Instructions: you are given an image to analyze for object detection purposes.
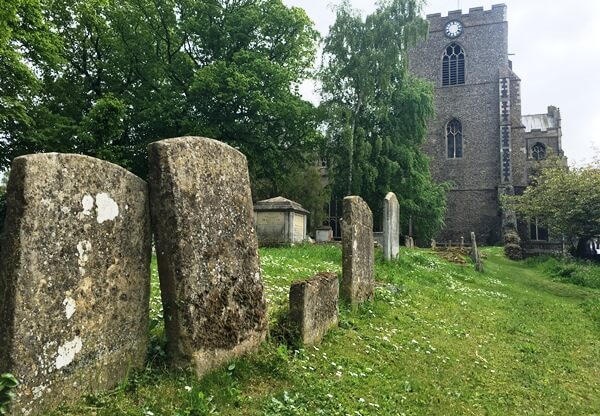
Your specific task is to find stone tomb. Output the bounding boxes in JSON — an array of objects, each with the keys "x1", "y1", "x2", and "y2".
[
  {"x1": 289, "y1": 272, "x2": 339, "y2": 346},
  {"x1": 253, "y1": 197, "x2": 309, "y2": 246},
  {"x1": 315, "y1": 226, "x2": 333, "y2": 243},
  {"x1": 341, "y1": 196, "x2": 374, "y2": 305},
  {"x1": 382, "y1": 192, "x2": 400, "y2": 260},
  {"x1": 0, "y1": 154, "x2": 151, "y2": 416},
  {"x1": 148, "y1": 137, "x2": 268, "y2": 378}
]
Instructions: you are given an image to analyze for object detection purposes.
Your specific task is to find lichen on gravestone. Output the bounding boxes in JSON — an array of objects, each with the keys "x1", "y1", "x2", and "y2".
[
  {"x1": 341, "y1": 196, "x2": 374, "y2": 305},
  {"x1": 289, "y1": 272, "x2": 339, "y2": 346},
  {"x1": 0, "y1": 153, "x2": 151, "y2": 416},
  {"x1": 148, "y1": 137, "x2": 268, "y2": 378}
]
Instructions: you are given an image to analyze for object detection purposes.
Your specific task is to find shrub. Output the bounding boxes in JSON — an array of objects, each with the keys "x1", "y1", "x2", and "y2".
[
  {"x1": 504, "y1": 243, "x2": 523, "y2": 260},
  {"x1": 504, "y1": 230, "x2": 521, "y2": 245}
]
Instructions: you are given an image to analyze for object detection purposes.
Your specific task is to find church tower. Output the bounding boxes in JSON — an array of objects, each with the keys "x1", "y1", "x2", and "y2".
[{"x1": 408, "y1": 4, "x2": 526, "y2": 244}]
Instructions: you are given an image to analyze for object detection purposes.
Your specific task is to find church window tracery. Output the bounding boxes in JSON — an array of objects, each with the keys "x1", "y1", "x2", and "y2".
[
  {"x1": 446, "y1": 119, "x2": 463, "y2": 158},
  {"x1": 442, "y1": 43, "x2": 465, "y2": 86},
  {"x1": 531, "y1": 143, "x2": 546, "y2": 160}
]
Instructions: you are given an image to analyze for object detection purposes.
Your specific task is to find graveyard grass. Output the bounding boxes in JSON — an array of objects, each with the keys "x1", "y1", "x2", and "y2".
[{"x1": 50, "y1": 246, "x2": 600, "y2": 415}]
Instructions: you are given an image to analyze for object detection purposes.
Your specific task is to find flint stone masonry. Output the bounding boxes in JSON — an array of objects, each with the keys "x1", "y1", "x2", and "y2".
[
  {"x1": 0, "y1": 153, "x2": 151, "y2": 416},
  {"x1": 383, "y1": 192, "x2": 400, "y2": 261},
  {"x1": 289, "y1": 272, "x2": 339, "y2": 346},
  {"x1": 148, "y1": 136, "x2": 268, "y2": 377},
  {"x1": 341, "y1": 196, "x2": 374, "y2": 305}
]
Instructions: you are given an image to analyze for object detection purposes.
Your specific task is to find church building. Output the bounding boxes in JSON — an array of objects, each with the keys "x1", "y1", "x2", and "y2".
[{"x1": 408, "y1": 4, "x2": 565, "y2": 247}]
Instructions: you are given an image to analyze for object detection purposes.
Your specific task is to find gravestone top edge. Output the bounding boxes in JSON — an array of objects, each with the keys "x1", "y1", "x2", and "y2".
[
  {"x1": 12, "y1": 153, "x2": 147, "y2": 186},
  {"x1": 148, "y1": 136, "x2": 247, "y2": 161},
  {"x1": 384, "y1": 192, "x2": 398, "y2": 202}
]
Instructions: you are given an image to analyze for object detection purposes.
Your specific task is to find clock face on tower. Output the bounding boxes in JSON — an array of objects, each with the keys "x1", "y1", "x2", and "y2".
[{"x1": 445, "y1": 20, "x2": 463, "y2": 38}]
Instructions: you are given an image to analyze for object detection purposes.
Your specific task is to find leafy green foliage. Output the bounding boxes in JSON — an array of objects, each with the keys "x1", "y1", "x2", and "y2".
[
  {"x1": 0, "y1": 373, "x2": 19, "y2": 415},
  {"x1": 504, "y1": 155, "x2": 600, "y2": 255},
  {"x1": 319, "y1": 0, "x2": 447, "y2": 240},
  {"x1": 525, "y1": 255, "x2": 600, "y2": 289},
  {"x1": 0, "y1": 0, "x2": 61, "y2": 150},
  {"x1": 254, "y1": 164, "x2": 330, "y2": 232},
  {"x1": 1, "y1": 0, "x2": 321, "y2": 186}
]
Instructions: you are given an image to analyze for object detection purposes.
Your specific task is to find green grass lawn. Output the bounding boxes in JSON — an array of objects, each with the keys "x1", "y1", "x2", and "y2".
[{"x1": 50, "y1": 246, "x2": 600, "y2": 416}]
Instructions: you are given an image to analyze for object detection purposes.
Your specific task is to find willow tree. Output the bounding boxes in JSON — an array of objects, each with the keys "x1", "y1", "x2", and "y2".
[{"x1": 319, "y1": 0, "x2": 446, "y2": 240}]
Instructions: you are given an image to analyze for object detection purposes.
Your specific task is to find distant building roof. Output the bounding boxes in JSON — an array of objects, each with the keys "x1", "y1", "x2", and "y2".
[
  {"x1": 522, "y1": 114, "x2": 556, "y2": 133},
  {"x1": 253, "y1": 196, "x2": 310, "y2": 214}
]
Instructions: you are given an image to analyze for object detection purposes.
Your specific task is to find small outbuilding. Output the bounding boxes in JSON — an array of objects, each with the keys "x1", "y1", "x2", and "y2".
[{"x1": 253, "y1": 197, "x2": 309, "y2": 246}]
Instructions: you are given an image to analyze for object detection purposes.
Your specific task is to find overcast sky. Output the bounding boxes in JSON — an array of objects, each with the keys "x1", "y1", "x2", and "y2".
[{"x1": 282, "y1": 0, "x2": 600, "y2": 166}]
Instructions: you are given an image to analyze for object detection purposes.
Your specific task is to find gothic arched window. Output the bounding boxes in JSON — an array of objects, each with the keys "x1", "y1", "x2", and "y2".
[
  {"x1": 442, "y1": 43, "x2": 465, "y2": 86},
  {"x1": 446, "y1": 119, "x2": 463, "y2": 158},
  {"x1": 531, "y1": 143, "x2": 546, "y2": 160}
]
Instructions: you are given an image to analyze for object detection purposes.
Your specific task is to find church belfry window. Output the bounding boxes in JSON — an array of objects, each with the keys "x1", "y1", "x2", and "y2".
[
  {"x1": 531, "y1": 143, "x2": 546, "y2": 160},
  {"x1": 446, "y1": 119, "x2": 463, "y2": 158},
  {"x1": 442, "y1": 43, "x2": 465, "y2": 86}
]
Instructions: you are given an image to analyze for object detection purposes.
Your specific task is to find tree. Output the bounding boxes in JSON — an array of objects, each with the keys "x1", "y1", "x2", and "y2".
[
  {"x1": 504, "y1": 155, "x2": 600, "y2": 257},
  {"x1": 319, "y1": 0, "x2": 446, "y2": 241},
  {"x1": 0, "y1": 0, "x2": 321, "y2": 186},
  {"x1": 0, "y1": 0, "x2": 61, "y2": 166}
]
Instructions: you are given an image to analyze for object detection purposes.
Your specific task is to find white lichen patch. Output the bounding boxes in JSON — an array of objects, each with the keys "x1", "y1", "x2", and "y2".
[
  {"x1": 95, "y1": 193, "x2": 119, "y2": 223},
  {"x1": 77, "y1": 240, "x2": 92, "y2": 275},
  {"x1": 55, "y1": 337, "x2": 83, "y2": 370},
  {"x1": 63, "y1": 297, "x2": 76, "y2": 319},
  {"x1": 81, "y1": 195, "x2": 94, "y2": 216},
  {"x1": 32, "y1": 384, "x2": 49, "y2": 399}
]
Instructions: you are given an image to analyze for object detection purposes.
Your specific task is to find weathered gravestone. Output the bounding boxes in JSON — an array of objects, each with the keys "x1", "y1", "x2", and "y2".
[
  {"x1": 289, "y1": 272, "x2": 339, "y2": 346},
  {"x1": 0, "y1": 154, "x2": 151, "y2": 416},
  {"x1": 382, "y1": 192, "x2": 400, "y2": 261},
  {"x1": 341, "y1": 196, "x2": 374, "y2": 305},
  {"x1": 148, "y1": 137, "x2": 268, "y2": 377},
  {"x1": 471, "y1": 231, "x2": 484, "y2": 272}
]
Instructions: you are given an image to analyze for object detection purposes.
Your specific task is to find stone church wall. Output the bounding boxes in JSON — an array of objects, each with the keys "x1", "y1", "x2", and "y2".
[{"x1": 408, "y1": 5, "x2": 513, "y2": 243}]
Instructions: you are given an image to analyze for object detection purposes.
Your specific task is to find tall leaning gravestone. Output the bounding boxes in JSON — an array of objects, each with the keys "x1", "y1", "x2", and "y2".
[
  {"x1": 148, "y1": 137, "x2": 268, "y2": 377},
  {"x1": 0, "y1": 154, "x2": 151, "y2": 416},
  {"x1": 341, "y1": 196, "x2": 374, "y2": 305},
  {"x1": 382, "y1": 192, "x2": 400, "y2": 261}
]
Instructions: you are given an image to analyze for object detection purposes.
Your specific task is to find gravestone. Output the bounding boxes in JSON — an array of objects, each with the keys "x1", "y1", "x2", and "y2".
[
  {"x1": 0, "y1": 153, "x2": 151, "y2": 416},
  {"x1": 431, "y1": 239, "x2": 437, "y2": 249},
  {"x1": 471, "y1": 232, "x2": 484, "y2": 272},
  {"x1": 289, "y1": 272, "x2": 339, "y2": 345},
  {"x1": 148, "y1": 137, "x2": 268, "y2": 377},
  {"x1": 341, "y1": 196, "x2": 374, "y2": 305},
  {"x1": 382, "y1": 192, "x2": 400, "y2": 261}
]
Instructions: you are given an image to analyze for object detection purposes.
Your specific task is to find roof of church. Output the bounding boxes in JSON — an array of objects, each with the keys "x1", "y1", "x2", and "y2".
[
  {"x1": 254, "y1": 196, "x2": 309, "y2": 214},
  {"x1": 522, "y1": 114, "x2": 557, "y2": 132}
]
